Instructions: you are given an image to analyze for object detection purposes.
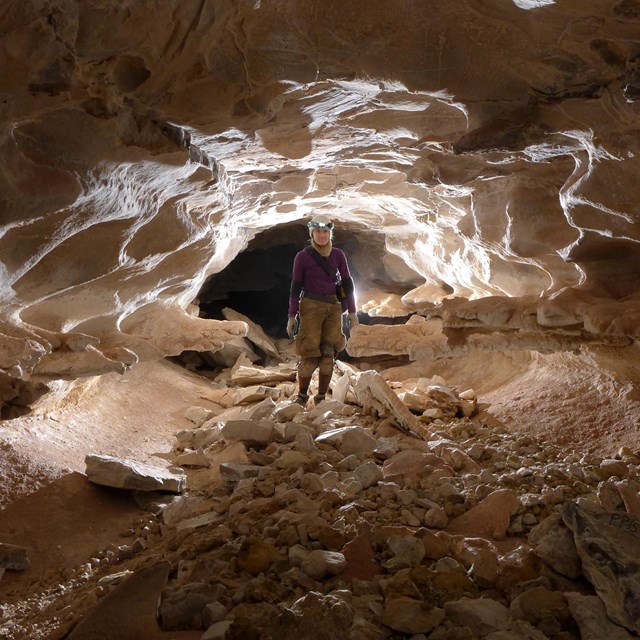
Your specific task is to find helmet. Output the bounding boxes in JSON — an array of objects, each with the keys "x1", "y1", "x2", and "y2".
[{"x1": 307, "y1": 218, "x2": 334, "y2": 231}]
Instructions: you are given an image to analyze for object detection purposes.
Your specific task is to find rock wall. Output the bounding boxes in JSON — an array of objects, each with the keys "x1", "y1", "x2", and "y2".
[{"x1": 2, "y1": 0, "x2": 640, "y2": 390}]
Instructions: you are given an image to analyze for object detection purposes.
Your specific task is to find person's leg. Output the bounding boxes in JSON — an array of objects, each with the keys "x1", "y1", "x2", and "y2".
[
  {"x1": 296, "y1": 357, "x2": 319, "y2": 404},
  {"x1": 315, "y1": 304, "x2": 345, "y2": 402},
  {"x1": 294, "y1": 299, "x2": 325, "y2": 405},
  {"x1": 315, "y1": 345, "x2": 335, "y2": 403}
]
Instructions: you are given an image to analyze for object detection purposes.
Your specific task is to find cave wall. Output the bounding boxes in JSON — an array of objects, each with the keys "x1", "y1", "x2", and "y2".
[{"x1": 1, "y1": 0, "x2": 640, "y2": 388}]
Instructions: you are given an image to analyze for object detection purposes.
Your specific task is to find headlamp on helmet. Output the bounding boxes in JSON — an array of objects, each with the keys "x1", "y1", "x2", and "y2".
[{"x1": 307, "y1": 220, "x2": 334, "y2": 231}]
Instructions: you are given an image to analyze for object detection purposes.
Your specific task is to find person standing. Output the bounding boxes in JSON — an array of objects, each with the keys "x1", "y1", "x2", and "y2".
[{"x1": 287, "y1": 218, "x2": 358, "y2": 406}]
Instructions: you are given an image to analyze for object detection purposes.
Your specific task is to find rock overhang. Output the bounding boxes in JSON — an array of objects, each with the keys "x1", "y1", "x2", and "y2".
[{"x1": 2, "y1": 0, "x2": 640, "y2": 387}]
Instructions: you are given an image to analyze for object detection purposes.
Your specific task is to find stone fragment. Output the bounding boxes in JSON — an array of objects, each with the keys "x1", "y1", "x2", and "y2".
[
  {"x1": 202, "y1": 620, "x2": 233, "y2": 640},
  {"x1": 67, "y1": 562, "x2": 171, "y2": 639},
  {"x1": 237, "y1": 538, "x2": 281, "y2": 575},
  {"x1": 616, "y1": 480, "x2": 640, "y2": 515},
  {"x1": 339, "y1": 535, "x2": 380, "y2": 582},
  {"x1": 447, "y1": 489, "x2": 519, "y2": 540},
  {"x1": 85, "y1": 454, "x2": 186, "y2": 493},
  {"x1": 174, "y1": 512, "x2": 221, "y2": 535},
  {"x1": 416, "y1": 528, "x2": 448, "y2": 561},
  {"x1": 223, "y1": 308, "x2": 282, "y2": 361},
  {"x1": 385, "y1": 535, "x2": 425, "y2": 570},
  {"x1": 202, "y1": 602, "x2": 227, "y2": 628},
  {"x1": 382, "y1": 596, "x2": 444, "y2": 634},
  {"x1": 174, "y1": 425, "x2": 221, "y2": 451},
  {"x1": 218, "y1": 462, "x2": 262, "y2": 481},
  {"x1": 528, "y1": 512, "x2": 582, "y2": 579},
  {"x1": 277, "y1": 591, "x2": 353, "y2": 640},
  {"x1": 382, "y1": 450, "x2": 453, "y2": 481},
  {"x1": 159, "y1": 582, "x2": 224, "y2": 630},
  {"x1": 161, "y1": 496, "x2": 217, "y2": 526},
  {"x1": 174, "y1": 449, "x2": 210, "y2": 468},
  {"x1": 562, "y1": 502, "x2": 640, "y2": 634},
  {"x1": 232, "y1": 385, "x2": 280, "y2": 405},
  {"x1": 0, "y1": 543, "x2": 30, "y2": 570},
  {"x1": 509, "y1": 586, "x2": 569, "y2": 628},
  {"x1": 184, "y1": 406, "x2": 212, "y2": 426},
  {"x1": 331, "y1": 373, "x2": 351, "y2": 403},
  {"x1": 231, "y1": 361, "x2": 296, "y2": 386},
  {"x1": 424, "y1": 506, "x2": 448, "y2": 529},
  {"x1": 444, "y1": 597, "x2": 512, "y2": 636},
  {"x1": 301, "y1": 550, "x2": 347, "y2": 580},
  {"x1": 354, "y1": 460, "x2": 383, "y2": 488},
  {"x1": 565, "y1": 592, "x2": 637, "y2": 640},
  {"x1": 220, "y1": 419, "x2": 274, "y2": 446},
  {"x1": 274, "y1": 401, "x2": 305, "y2": 422},
  {"x1": 484, "y1": 619, "x2": 548, "y2": 640},
  {"x1": 353, "y1": 370, "x2": 432, "y2": 440},
  {"x1": 315, "y1": 426, "x2": 377, "y2": 455}
]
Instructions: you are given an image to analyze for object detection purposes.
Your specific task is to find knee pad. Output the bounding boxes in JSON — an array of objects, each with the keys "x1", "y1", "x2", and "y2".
[
  {"x1": 320, "y1": 342, "x2": 335, "y2": 357},
  {"x1": 298, "y1": 357, "x2": 320, "y2": 378},
  {"x1": 319, "y1": 355, "x2": 334, "y2": 376}
]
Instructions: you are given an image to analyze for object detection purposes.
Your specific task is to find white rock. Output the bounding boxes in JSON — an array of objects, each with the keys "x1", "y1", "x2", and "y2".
[
  {"x1": 301, "y1": 550, "x2": 346, "y2": 580},
  {"x1": 162, "y1": 496, "x2": 216, "y2": 526},
  {"x1": 232, "y1": 385, "x2": 280, "y2": 405},
  {"x1": 220, "y1": 419, "x2": 274, "y2": 446},
  {"x1": 184, "y1": 405, "x2": 212, "y2": 426},
  {"x1": 315, "y1": 426, "x2": 377, "y2": 455},
  {"x1": 424, "y1": 506, "x2": 448, "y2": 529},
  {"x1": 218, "y1": 462, "x2": 262, "y2": 481},
  {"x1": 332, "y1": 373, "x2": 351, "y2": 403},
  {"x1": 85, "y1": 454, "x2": 186, "y2": 493},
  {"x1": 223, "y1": 308, "x2": 282, "y2": 360},
  {"x1": 202, "y1": 620, "x2": 233, "y2": 640},
  {"x1": 174, "y1": 449, "x2": 210, "y2": 468}
]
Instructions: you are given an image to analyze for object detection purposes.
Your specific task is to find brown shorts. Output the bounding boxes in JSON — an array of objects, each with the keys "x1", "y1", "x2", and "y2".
[{"x1": 295, "y1": 297, "x2": 346, "y2": 358}]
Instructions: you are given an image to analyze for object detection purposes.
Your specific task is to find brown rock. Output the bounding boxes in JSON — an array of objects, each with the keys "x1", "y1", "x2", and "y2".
[{"x1": 448, "y1": 489, "x2": 519, "y2": 540}]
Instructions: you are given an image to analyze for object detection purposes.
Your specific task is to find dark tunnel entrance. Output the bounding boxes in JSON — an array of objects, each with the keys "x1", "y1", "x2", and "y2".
[
  {"x1": 195, "y1": 221, "x2": 423, "y2": 343},
  {"x1": 198, "y1": 241, "x2": 301, "y2": 339}
]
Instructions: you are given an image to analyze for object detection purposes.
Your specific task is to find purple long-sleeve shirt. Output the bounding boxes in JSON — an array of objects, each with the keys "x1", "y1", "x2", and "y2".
[{"x1": 288, "y1": 247, "x2": 356, "y2": 316}]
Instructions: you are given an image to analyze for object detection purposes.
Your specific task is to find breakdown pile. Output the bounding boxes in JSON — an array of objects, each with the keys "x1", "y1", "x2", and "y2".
[{"x1": 2, "y1": 364, "x2": 640, "y2": 640}]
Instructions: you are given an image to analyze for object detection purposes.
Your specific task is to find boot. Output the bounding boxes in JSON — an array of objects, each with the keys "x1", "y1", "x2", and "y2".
[
  {"x1": 315, "y1": 373, "x2": 332, "y2": 404},
  {"x1": 293, "y1": 376, "x2": 312, "y2": 407}
]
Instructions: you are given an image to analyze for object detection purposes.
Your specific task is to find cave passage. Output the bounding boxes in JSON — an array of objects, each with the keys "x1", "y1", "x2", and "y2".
[{"x1": 196, "y1": 220, "x2": 426, "y2": 357}]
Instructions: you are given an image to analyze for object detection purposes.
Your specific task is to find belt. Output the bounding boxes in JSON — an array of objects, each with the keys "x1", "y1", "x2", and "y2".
[{"x1": 303, "y1": 292, "x2": 339, "y2": 304}]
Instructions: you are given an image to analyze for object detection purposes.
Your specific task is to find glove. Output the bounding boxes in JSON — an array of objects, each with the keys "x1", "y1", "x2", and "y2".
[
  {"x1": 348, "y1": 312, "x2": 359, "y2": 330},
  {"x1": 287, "y1": 316, "x2": 298, "y2": 340}
]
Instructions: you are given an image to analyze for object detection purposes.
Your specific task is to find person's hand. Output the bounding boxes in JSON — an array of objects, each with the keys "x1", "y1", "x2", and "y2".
[
  {"x1": 348, "y1": 313, "x2": 359, "y2": 330},
  {"x1": 287, "y1": 316, "x2": 298, "y2": 340}
]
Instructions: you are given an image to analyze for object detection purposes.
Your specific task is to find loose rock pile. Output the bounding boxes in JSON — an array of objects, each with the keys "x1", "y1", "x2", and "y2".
[{"x1": 2, "y1": 363, "x2": 640, "y2": 640}]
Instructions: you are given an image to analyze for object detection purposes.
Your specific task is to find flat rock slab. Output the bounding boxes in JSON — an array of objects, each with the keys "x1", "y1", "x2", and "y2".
[
  {"x1": 562, "y1": 502, "x2": 640, "y2": 635},
  {"x1": 66, "y1": 561, "x2": 200, "y2": 640},
  {"x1": 85, "y1": 454, "x2": 186, "y2": 493}
]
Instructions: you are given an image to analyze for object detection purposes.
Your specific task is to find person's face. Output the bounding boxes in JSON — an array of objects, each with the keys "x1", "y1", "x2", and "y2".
[{"x1": 312, "y1": 228, "x2": 331, "y2": 246}]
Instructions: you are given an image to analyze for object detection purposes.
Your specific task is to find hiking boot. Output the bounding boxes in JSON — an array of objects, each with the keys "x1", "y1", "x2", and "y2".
[
  {"x1": 293, "y1": 393, "x2": 309, "y2": 407},
  {"x1": 313, "y1": 393, "x2": 326, "y2": 404}
]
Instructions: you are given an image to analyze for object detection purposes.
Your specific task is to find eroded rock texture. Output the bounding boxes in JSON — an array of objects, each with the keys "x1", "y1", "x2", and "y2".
[{"x1": 1, "y1": 0, "x2": 640, "y2": 399}]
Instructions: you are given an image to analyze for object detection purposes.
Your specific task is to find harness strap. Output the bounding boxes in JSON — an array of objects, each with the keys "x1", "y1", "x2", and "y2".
[{"x1": 303, "y1": 292, "x2": 339, "y2": 304}]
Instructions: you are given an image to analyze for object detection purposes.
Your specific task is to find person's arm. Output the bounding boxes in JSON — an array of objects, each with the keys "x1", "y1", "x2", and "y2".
[
  {"x1": 288, "y1": 252, "x2": 304, "y2": 317},
  {"x1": 337, "y1": 250, "x2": 357, "y2": 315}
]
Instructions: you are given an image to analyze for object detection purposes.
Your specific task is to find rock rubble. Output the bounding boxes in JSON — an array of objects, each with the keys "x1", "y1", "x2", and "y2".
[{"x1": 2, "y1": 360, "x2": 640, "y2": 640}]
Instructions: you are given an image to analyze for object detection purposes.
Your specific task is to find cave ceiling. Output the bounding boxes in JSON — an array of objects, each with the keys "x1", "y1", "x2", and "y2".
[{"x1": 1, "y1": 0, "x2": 640, "y2": 381}]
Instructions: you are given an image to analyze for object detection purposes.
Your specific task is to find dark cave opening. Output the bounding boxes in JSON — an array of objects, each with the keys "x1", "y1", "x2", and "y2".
[
  {"x1": 194, "y1": 221, "x2": 422, "y2": 348},
  {"x1": 198, "y1": 242, "x2": 301, "y2": 339}
]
